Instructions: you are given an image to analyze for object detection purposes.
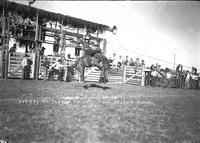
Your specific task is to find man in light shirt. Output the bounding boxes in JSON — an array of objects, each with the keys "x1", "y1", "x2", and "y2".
[
  {"x1": 185, "y1": 71, "x2": 191, "y2": 90},
  {"x1": 48, "y1": 59, "x2": 64, "y2": 80},
  {"x1": 21, "y1": 54, "x2": 32, "y2": 80}
]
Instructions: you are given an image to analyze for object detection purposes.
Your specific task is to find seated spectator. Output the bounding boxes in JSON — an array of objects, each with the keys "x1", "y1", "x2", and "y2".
[
  {"x1": 24, "y1": 17, "x2": 32, "y2": 25},
  {"x1": 141, "y1": 59, "x2": 145, "y2": 68},
  {"x1": 156, "y1": 64, "x2": 161, "y2": 71},
  {"x1": 129, "y1": 58, "x2": 135, "y2": 66},
  {"x1": 134, "y1": 57, "x2": 140, "y2": 67},
  {"x1": 48, "y1": 59, "x2": 64, "y2": 81},
  {"x1": 110, "y1": 53, "x2": 117, "y2": 67},
  {"x1": 122, "y1": 55, "x2": 129, "y2": 66},
  {"x1": 95, "y1": 45, "x2": 102, "y2": 54},
  {"x1": 40, "y1": 46, "x2": 45, "y2": 56},
  {"x1": 166, "y1": 71, "x2": 172, "y2": 79},
  {"x1": 117, "y1": 55, "x2": 123, "y2": 68}
]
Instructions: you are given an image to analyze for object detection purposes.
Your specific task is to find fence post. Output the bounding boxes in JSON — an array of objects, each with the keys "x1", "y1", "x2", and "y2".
[
  {"x1": 1, "y1": 2, "x2": 6, "y2": 78},
  {"x1": 34, "y1": 9, "x2": 39, "y2": 80},
  {"x1": 122, "y1": 66, "x2": 126, "y2": 84},
  {"x1": 5, "y1": 15, "x2": 10, "y2": 79},
  {"x1": 141, "y1": 67, "x2": 145, "y2": 86}
]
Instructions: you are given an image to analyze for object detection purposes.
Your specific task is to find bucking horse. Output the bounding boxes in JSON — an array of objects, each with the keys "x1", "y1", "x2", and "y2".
[{"x1": 68, "y1": 53, "x2": 111, "y2": 89}]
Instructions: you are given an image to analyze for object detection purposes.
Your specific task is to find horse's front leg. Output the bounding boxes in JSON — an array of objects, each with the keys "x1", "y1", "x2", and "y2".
[
  {"x1": 99, "y1": 68, "x2": 107, "y2": 84},
  {"x1": 102, "y1": 68, "x2": 107, "y2": 84},
  {"x1": 80, "y1": 66, "x2": 88, "y2": 89},
  {"x1": 80, "y1": 66, "x2": 85, "y2": 82},
  {"x1": 99, "y1": 70, "x2": 103, "y2": 83}
]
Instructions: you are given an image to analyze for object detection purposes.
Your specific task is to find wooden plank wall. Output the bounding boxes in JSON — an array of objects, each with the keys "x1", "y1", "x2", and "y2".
[{"x1": 8, "y1": 52, "x2": 25, "y2": 78}]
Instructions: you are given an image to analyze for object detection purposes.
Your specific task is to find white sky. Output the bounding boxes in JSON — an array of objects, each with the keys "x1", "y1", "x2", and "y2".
[{"x1": 10, "y1": 1, "x2": 200, "y2": 70}]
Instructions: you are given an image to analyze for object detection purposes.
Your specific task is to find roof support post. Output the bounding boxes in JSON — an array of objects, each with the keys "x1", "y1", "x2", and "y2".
[
  {"x1": 0, "y1": 0, "x2": 6, "y2": 78},
  {"x1": 60, "y1": 25, "x2": 67, "y2": 81},
  {"x1": 4, "y1": 15, "x2": 10, "y2": 79},
  {"x1": 34, "y1": 9, "x2": 40, "y2": 80},
  {"x1": 102, "y1": 39, "x2": 107, "y2": 56}
]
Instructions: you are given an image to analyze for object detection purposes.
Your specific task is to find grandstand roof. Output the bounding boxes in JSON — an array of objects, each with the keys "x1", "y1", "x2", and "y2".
[{"x1": 0, "y1": 0, "x2": 110, "y2": 33}]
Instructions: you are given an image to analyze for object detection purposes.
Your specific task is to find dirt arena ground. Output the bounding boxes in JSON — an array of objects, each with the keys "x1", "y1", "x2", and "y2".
[{"x1": 0, "y1": 79, "x2": 200, "y2": 143}]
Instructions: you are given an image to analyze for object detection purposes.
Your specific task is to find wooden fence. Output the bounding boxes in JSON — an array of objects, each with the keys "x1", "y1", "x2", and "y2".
[
  {"x1": 123, "y1": 66, "x2": 143, "y2": 86},
  {"x1": 8, "y1": 52, "x2": 36, "y2": 79},
  {"x1": 8, "y1": 52, "x2": 25, "y2": 78},
  {"x1": 7, "y1": 53, "x2": 145, "y2": 86},
  {"x1": 74, "y1": 65, "x2": 144, "y2": 86}
]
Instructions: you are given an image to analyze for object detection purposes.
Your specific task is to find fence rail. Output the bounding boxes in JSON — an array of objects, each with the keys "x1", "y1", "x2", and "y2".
[{"x1": 7, "y1": 53, "x2": 145, "y2": 86}]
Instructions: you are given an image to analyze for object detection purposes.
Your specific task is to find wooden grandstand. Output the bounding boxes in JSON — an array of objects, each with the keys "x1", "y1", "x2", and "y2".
[{"x1": 0, "y1": 0, "x2": 116, "y2": 80}]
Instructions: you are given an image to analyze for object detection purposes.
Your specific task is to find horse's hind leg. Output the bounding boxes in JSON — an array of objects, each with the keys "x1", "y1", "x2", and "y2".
[
  {"x1": 99, "y1": 70, "x2": 104, "y2": 83},
  {"x1": 102, "y1": 69, "x2": 107, "y2": 84},
  {"x1": 80, "y1": 66, "x2": 88, "y2": 89},
  {"x1": 80, "y1": 66, "x2": 85, "y2": 82}
]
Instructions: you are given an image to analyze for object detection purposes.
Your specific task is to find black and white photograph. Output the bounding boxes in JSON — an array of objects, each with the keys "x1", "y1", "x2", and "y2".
[{"x1": 0, "y1": 0, "x2": 200, "y2": 143}]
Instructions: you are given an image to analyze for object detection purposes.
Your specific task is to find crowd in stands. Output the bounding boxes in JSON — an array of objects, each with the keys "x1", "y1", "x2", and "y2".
[
  {"x1": 109, "y1": 53, "x2": 200, "y2": 90},
  {"x1": 109, "y1": 53, "x2": 145, "y2": 69}
]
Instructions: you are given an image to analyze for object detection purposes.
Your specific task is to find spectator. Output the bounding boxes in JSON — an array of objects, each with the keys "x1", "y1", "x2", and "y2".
[
  {"x1": 141, "y1": 59, "x2": 145, "y2": 68},
  {"x1": 122, "y1": 55, "x2": 129, "y2": 66},
  {"x1": 95, "y1": 45, "x2": 102, "y2": 54},
  {"x1": 40, "y1": 46, "x2": 45, "y2": 56},
  {"x1": 185, "y1": 70, "x2": 191, "y2": 89},
  {"x1": 129, "y1": 58, "x2": 134, "y2": 66},
  {"x1": 110, "y1": 53, "x2": 117, "y2": 67},
  {"x1": 21, "y1": 54, "x2": 32, "y2": 80},
  {"x1": 48, "y1": 59, "x2": 64, "y2": 81},
  {"x1": 53, "y1": 37, "x2": 60, "y2": 56},
  {"x1": 9, "y1": 43, "x2": 17, "y2": 54},
  {"x1": 166, "y1": 71, "x2": 172, "y2": 79},
  {"x1": 117, "y1": 55, "x2": 123, "y2": 68},
  {"x1": 134, "y1": 57, "x2": 140, "y2": 67},
  {"x1": 75, "y1": 43, "x2": 81, "y2": 56},
  {"x1": 150, "y1": 65, "x2": 158, "y2": 87},
  {"x1": 42, "y1": 57, "x2": 50, "y2": 80},
  {"x1": 67, "y1": 54, "x2": 72, "y2": 59}
]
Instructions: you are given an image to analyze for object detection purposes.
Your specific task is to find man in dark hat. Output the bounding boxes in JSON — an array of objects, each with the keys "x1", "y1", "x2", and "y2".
[
  {"x1": 21, "y1": 54, "x2": 32, "y2": 80},
  {"x1": 9, "y1": 43, "x2": 17, "y2": 54},
  {"x1": 40, "y1": 46, "x2": 45, "y2": 56}
]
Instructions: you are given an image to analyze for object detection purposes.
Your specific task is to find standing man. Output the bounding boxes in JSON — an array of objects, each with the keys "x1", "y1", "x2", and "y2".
[
  {"x1": 21, "y1": 54, "x2": 32, "y2": 80},
  {"x1": 75, "y1": 43, "x2": 81, "y2": 57},
  {"x1": 9, "y1": 43, "x2": 17, "y2": 54},
  {"x1": 40, "y1": 46, "x2": 45, "y2": 56},
  {"x1": 185, "y1": 70, "x2": 190, "y2": 90},
  {"x1": 141, "y1": 60, "x2": 145, "y2": 68},
  {"x1": 53, "y1": 36, "x2": 60, "y2": 56},
  {"x1": 117, "y1": 55, "x2": 123, "y2": 68},
  {"x1": 122, "y1": 55, "x2": 129, "y2": 66}
]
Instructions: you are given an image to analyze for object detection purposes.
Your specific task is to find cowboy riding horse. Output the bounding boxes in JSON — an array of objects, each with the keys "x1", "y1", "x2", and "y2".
[{"x1": 69, "y1": 38, "x2": 110, "y2": 86}]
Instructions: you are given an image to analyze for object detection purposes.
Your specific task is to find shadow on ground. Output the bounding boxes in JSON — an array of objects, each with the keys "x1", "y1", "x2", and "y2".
[{"x1": 83, "y1": 84, "x2": 111, "y2": 90}]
